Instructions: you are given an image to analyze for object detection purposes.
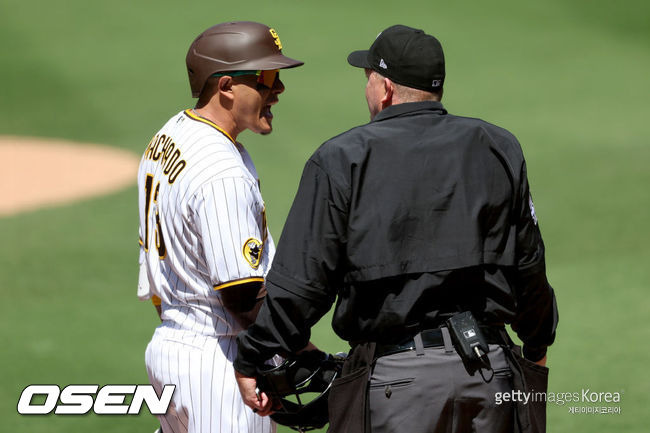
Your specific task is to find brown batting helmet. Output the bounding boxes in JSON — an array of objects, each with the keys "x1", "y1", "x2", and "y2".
[{"x1": 186, "y1": 21, "x2": 304, "y2": 98}]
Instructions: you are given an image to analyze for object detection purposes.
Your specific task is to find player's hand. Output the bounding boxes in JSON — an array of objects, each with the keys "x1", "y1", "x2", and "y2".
[{"x1": 235, "y1": 371, "x2": 274, "y2": 416}]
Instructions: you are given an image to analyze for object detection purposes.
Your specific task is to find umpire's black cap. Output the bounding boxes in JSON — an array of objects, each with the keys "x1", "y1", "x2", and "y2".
[{"x1": 347, "y1": 25, "x2": 445, "y2": 92}]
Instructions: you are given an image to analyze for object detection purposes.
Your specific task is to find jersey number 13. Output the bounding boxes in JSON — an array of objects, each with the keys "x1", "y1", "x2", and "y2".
[{"x1": 143, "y1": 174, "x2": 167, "y2": 259}]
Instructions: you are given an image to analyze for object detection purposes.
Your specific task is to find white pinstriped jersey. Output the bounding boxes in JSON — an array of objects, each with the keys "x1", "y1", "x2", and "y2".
[{"x1": 137, "y1": 109, "x2": 275, "y2": 338}]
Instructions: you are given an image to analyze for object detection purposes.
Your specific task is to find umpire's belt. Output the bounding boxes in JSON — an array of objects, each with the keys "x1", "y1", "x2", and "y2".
[{"x1": 375, "y1": 326, "x2": 503, "y2": 358}]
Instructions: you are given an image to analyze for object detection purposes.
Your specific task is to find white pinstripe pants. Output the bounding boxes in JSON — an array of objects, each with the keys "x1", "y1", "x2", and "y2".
[{"x1": 145, "y1": 326, "x2": 275, "y2": 433}]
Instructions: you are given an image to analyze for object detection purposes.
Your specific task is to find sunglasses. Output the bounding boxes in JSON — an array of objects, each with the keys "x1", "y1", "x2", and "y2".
[{"x1": 211, "y1": 69, "x2": 279, "y2": 89}]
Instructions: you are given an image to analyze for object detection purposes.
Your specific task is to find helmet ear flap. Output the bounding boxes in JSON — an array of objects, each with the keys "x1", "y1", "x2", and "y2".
[{"x1": 257, "y1": 351, "x2": 346, "y2": 432}]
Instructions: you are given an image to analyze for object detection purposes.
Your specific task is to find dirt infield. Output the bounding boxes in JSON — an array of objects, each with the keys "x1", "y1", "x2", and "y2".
[{"x1": 0, "y1": 136, "x2": 141, "y2": 216}]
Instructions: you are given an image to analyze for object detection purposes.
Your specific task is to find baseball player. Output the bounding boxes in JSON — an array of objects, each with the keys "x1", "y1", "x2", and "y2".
[{"x1": 136, "y1": 21, "x2": 303, "y2": 433}]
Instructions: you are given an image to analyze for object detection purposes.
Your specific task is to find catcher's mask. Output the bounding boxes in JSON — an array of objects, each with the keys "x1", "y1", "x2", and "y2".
[
  {"x1": 257, "y1": 351, "x2": 345, "y2": 432},
  {"x1": 186, "y1": 21, "x2": 304, "y2": 98}
]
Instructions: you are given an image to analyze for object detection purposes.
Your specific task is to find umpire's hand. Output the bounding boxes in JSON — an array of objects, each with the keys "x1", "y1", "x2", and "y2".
[{"x1": 235, "y1": 371, "x2": 274, "y2": 416}]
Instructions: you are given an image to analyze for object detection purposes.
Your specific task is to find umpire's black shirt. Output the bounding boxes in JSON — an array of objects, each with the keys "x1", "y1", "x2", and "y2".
[{"x1": 235, "y1": 101, "x2": 558, "y2": 376}]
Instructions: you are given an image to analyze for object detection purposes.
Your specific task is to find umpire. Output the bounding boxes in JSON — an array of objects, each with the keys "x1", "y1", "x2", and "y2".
[{"x1": 234, "y1": 25, "x2": 558, "y2": 433}]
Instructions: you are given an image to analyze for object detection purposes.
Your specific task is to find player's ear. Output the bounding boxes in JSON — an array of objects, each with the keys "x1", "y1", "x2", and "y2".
[{"x1": 217, "y1": 76, "x2": 235, "y2": 101}]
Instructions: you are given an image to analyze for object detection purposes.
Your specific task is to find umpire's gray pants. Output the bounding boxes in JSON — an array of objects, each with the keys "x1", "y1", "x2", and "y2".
[{"x1": 369, "y1": 342, "x2": 515, "y2": 433}]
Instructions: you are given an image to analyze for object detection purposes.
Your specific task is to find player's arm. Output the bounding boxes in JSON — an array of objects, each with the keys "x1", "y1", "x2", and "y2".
[
  {"x1": 219, "y1": 281, "x2": 266, "y2": 329},
  {"x1": 235, "y1": 159, "x2": 343, "y2": 375},
  {"x1": 192, "y1": 177, "x2": 275, "y2": 329}
]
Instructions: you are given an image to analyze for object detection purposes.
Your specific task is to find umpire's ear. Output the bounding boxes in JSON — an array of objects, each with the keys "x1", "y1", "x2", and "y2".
[{"x1": 380, "y1": 77, "x2": 394, "y2": 106}]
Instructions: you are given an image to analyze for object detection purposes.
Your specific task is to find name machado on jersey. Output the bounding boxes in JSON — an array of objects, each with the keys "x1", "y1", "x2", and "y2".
[{"x1": 142, "y1": 133, "x2": 187, "y2": 184}]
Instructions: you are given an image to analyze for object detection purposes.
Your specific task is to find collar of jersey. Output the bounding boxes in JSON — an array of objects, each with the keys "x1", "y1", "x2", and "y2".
[
  {"x1": 372, "y1": 101, "x2": 447, "y2": 123},
  {"x1": 184, "y1": 109, "x2": 236, "y2": 144}
]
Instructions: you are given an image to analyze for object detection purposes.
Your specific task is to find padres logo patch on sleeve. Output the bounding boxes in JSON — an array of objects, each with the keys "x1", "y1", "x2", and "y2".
[{"x1": 243, "y1": 238, "x2": 263, "y2": 269}]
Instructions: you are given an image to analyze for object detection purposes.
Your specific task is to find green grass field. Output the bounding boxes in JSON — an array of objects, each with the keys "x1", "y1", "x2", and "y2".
[{"x1": 1, "y1": 0, "x2": 649, "y2": 431}]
